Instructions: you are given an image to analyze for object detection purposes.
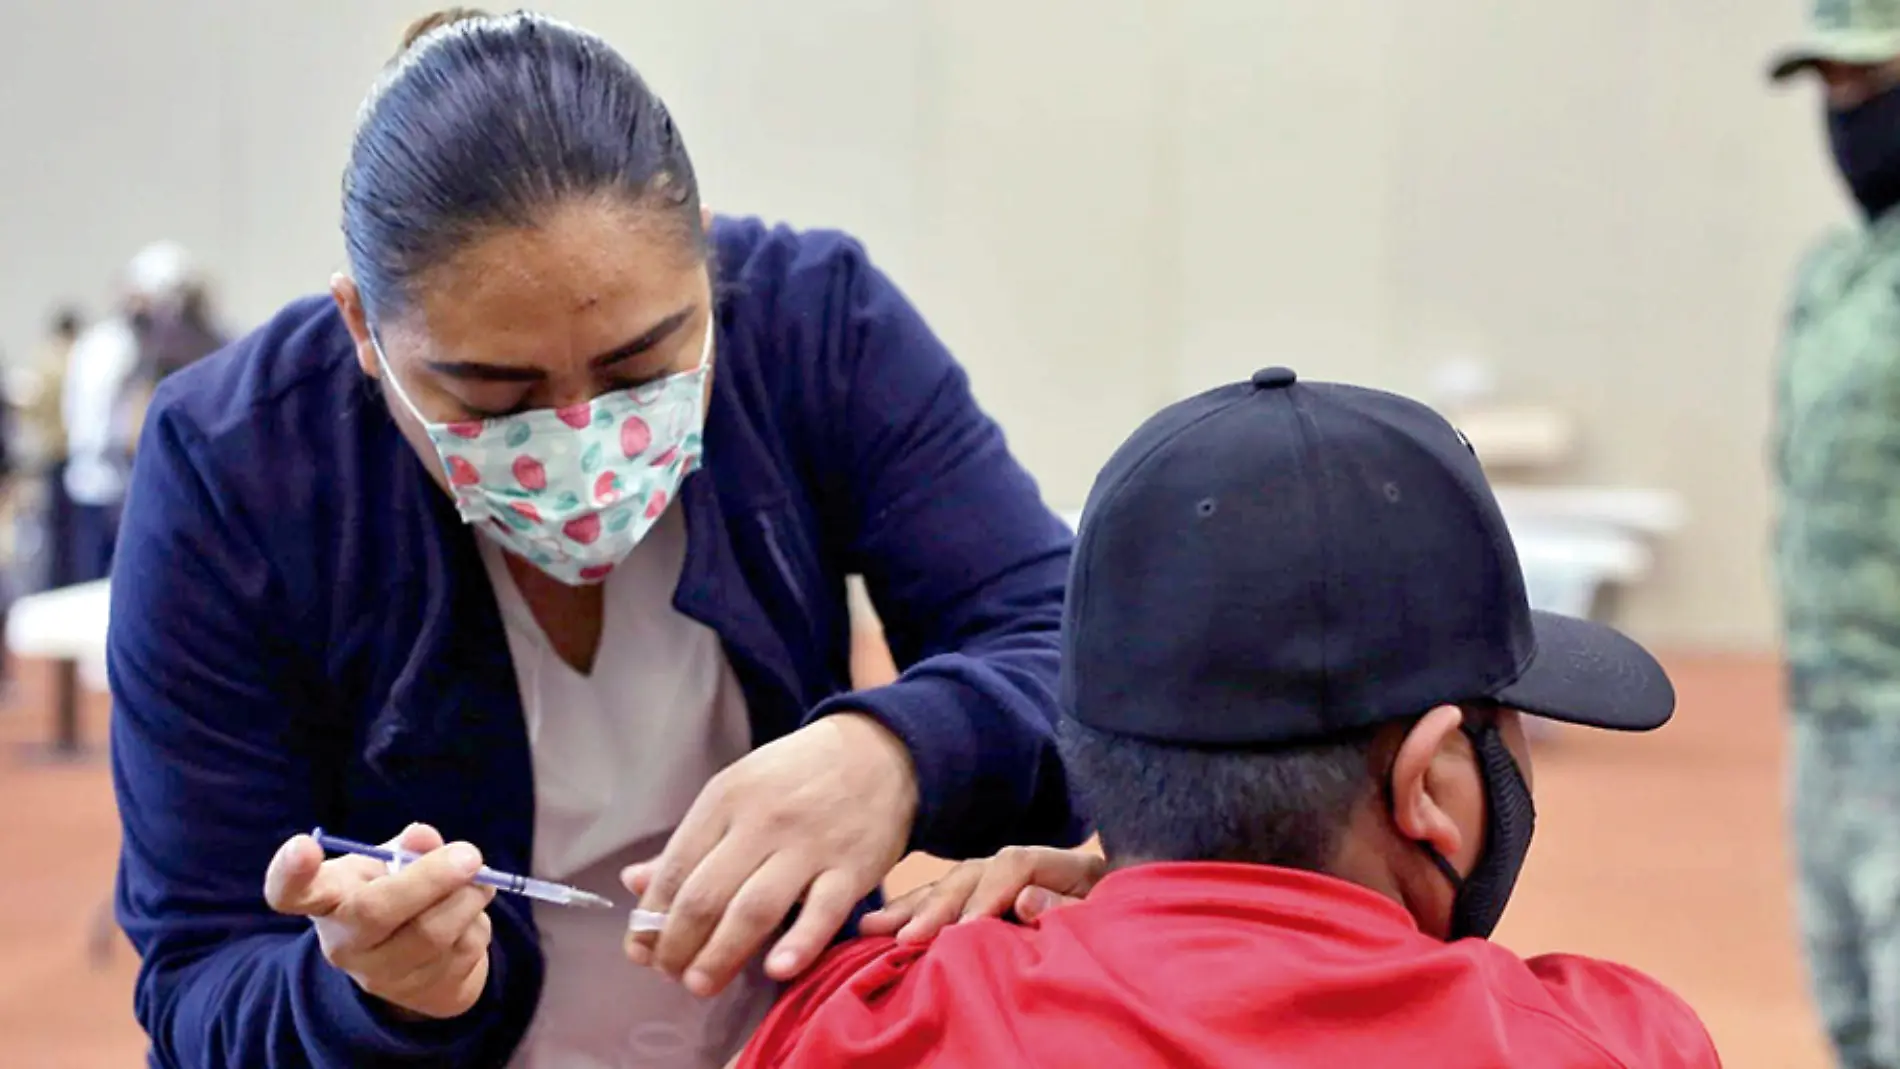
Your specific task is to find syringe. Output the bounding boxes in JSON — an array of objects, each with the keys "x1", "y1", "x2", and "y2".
[{"x1": 311, "y1": 828, "x2": 617, "y2": 910}]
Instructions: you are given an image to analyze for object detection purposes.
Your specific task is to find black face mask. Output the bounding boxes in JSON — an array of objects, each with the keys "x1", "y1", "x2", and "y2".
[
  {"x1": 1829, "y1": 84, "x2": 1900, "y2": 221},
  {"x1": 1416, "y1": 722, "x2": 1537, "y2": 940}
]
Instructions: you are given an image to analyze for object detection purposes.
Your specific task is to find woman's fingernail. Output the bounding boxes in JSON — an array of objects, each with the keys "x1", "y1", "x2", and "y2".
[
  {"x1": 767, "y1": 950, "x2": 799, "y2": 975},
  {"x1": 624, "y1": 941, "x2": 651, "y2": 966},
  {"x1": 1020, "y1": 889, "x2": 1054, "y2": 917},
  {"x1": 447, "y1": 844, "x2": 482, "y2": 875}
]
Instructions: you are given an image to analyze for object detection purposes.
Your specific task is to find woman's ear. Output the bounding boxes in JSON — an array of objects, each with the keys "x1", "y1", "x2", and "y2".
[
  {"x1": 1388, "y1": 705, "x2": 1471, "y2": 864},
  {"x1": 330, "y1": 274, "x2": 378, "y2": 379}
]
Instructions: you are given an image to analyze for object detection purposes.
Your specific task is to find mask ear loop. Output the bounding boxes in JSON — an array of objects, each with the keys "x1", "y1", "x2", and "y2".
[
  {"x1": 1381, "y1": 747, "x2": 1469, "y2": 894},
  {"x1": 1446, "y1": 703, "x2": 1502, "y2": 880},
  {"x1": 693, "y1": 311, "x2": 715, "y2": 374},
  {"x1": 368, "y1": 329, "x2": 433, "y2": 426},
  {"x1": 1380, "y1": 708, "x2": 1497, "y2": 895}
]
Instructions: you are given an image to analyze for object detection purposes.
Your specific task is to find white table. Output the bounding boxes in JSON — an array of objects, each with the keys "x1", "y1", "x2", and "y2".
[
  {"x1": 7, "y1": 577, "x2": 127, "y2": 960},
  {"x1": 1492, "y1": 486, "x2": 1686, "y2": 537},
  {"x1": 5, "y1": 579, "x2": 109, "y2": 760},
  {"x1": 8, "y1": 578, "x2": 109, "y2": 669}
]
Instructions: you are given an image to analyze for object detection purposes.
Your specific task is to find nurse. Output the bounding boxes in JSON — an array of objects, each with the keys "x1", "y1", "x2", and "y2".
[{"x1": 109, "y1": 9, "x2": 1080, "y2": 1068}]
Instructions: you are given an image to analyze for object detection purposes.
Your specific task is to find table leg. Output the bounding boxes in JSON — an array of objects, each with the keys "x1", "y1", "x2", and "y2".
[{"x1": 16, "y1": 657, "x2": 102, "y2": 764}]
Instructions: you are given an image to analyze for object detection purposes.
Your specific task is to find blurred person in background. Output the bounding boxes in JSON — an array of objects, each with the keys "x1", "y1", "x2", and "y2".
[
  {"x1": 60, "y1": 240, "x2": 206, "y2": 585},
  {"x1": 9, "y1": 305, "x2": 83, "y2": 471},
  {"x1": 108, "y1": 9, "x2": 1078, "y2": 1068},
  {"x1": 1769, "y1": 3, "x2": 1900, "y2": 1066},
  {"x1": 1, "y1": 305, "x2": 81, "y2": 593},
  {"x1": 118, "y1": 270, "x2": 228, "y2": 448}
]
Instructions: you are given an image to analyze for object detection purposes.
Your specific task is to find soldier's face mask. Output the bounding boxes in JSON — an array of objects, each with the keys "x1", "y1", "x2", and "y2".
[{"x1": 1829, "y1": 82, "x2": 1900, "y2": 221}]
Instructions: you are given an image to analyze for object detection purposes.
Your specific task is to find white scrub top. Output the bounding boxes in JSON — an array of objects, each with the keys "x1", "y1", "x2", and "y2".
[{"x1": 480, "y1": 504, "x2": 775, "y2": 1068}]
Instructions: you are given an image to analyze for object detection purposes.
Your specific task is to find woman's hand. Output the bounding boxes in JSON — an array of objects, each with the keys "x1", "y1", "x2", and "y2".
[
  {"x1": 264, "y1": 823, "x2": 496, "y2": 1021},
  {"x1": 622, "y1": 712, "x2": 918, "y2": 997},
  {"x1": 859, "y1": 846, "x2": 1105, "y2": 943}
]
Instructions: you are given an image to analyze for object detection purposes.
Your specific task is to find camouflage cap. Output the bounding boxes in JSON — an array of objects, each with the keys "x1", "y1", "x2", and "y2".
[{"x1": 1770, "y1": 0, "x2": 1900, "y2": 80}]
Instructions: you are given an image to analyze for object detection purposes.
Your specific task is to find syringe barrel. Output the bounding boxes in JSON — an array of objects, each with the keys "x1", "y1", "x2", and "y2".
[
  {"x1": 514, "y1": 875, "x2": 576, "y2": 905},
  {"x1": 471, "y1": 866, "x2": 533, "y2": 897}
]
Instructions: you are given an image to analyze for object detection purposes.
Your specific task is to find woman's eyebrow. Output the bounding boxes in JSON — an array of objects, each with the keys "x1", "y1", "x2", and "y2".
[{"x1": 423, "y1": 306, "x2": 696, "y2": 381}]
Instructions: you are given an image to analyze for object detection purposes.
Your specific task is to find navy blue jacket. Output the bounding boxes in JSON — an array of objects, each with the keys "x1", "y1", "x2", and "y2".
[{"x1": 109, "y1": 218, "x2": 1082, "y2": 1067}]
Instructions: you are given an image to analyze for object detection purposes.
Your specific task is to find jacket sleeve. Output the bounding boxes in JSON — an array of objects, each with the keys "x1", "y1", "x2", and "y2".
[
  {"x1": 800, "y1": 236, "x2": 1086, "y2": 858},
  {"x1": 109, "y1": 400, "x2": 529, "y2": 1067},
  {"x1": 1523, "y1": 954, "x2": 1722, "y2": 1068}
]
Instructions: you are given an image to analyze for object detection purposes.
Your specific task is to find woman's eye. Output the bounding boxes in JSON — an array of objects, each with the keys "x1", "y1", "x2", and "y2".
[
  {"x1": 608, "y1": 370, "x2": 669, "y2": 392},
  {"x1": 453, "y1": 368, "x2": 667, "y2": 420},
  {"x1": 461, "y1": 399, "x2": 529, "y2": 420}
]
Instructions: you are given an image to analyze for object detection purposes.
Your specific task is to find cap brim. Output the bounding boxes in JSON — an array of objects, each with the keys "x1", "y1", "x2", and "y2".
[
  {"x1": 1768, "y1": 31, "x2": 1900, "y2": 82},
  {"x1": 1491, "y1": 611, "x2": 1675, "y2": 732},
  {"x1": 1769, "y1": 53, "x2": 1824, "y2": 81}
]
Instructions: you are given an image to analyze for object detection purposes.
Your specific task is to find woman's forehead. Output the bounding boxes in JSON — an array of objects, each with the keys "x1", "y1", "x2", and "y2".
[{"x1": 403, "y1": 201, "x2": 706, "y2": 368}]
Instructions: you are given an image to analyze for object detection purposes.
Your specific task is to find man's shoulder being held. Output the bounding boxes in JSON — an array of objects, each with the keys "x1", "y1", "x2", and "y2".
[{"x1": 742, "y1": 865, "x2": 1719, "y2": 1069}]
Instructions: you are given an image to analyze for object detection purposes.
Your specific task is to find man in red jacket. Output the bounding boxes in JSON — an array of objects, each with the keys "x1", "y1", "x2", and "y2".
[{"x1": 737, "y1": 368, "x2": 1721, "y2": 1068}]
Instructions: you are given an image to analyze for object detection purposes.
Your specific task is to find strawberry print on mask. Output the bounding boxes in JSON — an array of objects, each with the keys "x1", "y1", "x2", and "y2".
[{"x1": 374, "y1": 318, "x2": 713, "y2": 585}]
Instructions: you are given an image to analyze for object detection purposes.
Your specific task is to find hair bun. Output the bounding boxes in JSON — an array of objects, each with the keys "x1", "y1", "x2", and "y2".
[{"x1": 398, "y1": 7, "x2": 489, "y2": 55}]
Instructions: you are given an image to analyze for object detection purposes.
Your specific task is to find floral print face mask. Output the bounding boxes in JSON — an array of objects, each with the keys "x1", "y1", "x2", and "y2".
[{"x1": 375, "y1": 322, "x2": 712, "y2": 585}]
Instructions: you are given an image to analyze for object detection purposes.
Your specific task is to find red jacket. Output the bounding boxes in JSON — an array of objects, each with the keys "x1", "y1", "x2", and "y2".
[{"x1": 740, "y1": 862, "x2": 1721, "y2": 1068}]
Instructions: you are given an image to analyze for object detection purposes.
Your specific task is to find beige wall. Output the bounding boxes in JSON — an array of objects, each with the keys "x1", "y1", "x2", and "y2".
[{"x1": 0, "y1": 1, "x2": 1844, "y2": 649}]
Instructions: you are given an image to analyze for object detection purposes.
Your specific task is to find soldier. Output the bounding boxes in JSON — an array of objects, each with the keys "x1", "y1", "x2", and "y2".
[{"x1": 1769, "y1": 3, "x2": 1900, "y2": 1065}]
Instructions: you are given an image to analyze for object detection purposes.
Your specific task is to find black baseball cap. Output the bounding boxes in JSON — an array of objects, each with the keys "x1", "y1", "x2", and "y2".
[{"x1": 1060, "y1": 367, "x2": 1676, "y2": 746}]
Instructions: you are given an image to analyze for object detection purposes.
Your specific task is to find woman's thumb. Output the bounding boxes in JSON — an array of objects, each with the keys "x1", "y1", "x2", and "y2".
[
  {"x1": 393, "y1": 822, "x2": 446, "y2": 855},
  {"x1": 265, "y1": 835, "x2": 339, "y2": 917}
]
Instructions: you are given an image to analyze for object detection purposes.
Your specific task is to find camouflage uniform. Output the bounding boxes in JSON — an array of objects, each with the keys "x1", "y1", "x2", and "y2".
[
  {"x1": 1776, "y1": 208, "x2": 1900, "y2": 1069},
  {"x1": 1770, "y1": 8, "x2": 1900, "y2": 1061}
]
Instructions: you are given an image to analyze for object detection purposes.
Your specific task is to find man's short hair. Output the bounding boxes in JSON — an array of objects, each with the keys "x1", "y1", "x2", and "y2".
[{"x1": 1057, "y1": 717, "x2": 1381, "y2": 872}]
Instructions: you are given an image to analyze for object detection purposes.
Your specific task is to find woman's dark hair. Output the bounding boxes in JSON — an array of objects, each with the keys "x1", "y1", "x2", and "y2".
[{"x1": 343, "y1": 8, "x2": 704, "y2": 321}]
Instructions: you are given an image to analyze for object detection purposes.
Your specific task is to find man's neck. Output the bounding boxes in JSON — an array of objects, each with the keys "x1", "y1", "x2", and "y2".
[{"x1": 1107, "y1": 842, "x2": 1438, "y2": 937}]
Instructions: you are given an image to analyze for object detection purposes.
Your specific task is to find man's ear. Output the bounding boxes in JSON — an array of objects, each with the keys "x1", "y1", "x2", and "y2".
[
  {"x1": 330, "y1": 273, "x2": 378, "y2": 379},
  {"x1": 1388, "y1": 705, "x2": 1470, "y2": 863}
]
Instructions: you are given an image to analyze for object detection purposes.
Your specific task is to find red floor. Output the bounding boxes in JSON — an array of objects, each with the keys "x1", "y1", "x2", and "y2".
[{"x1": 0, "y1": 652, "x2": 1829, "y2": 1067}]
